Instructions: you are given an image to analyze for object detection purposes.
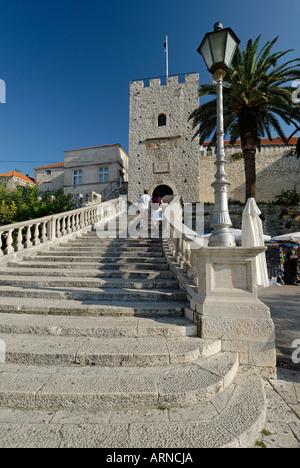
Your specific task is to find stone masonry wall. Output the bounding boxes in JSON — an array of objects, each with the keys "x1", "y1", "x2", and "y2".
[
  {"x1": 128, "y1": 74, "x2": 200, "y2": 203},
  {"x1": 200, "y1": 148, "x2": 300, "y2": 203},
  {"x1": 204, "y1": 203, "x2": 300, "y2": 238}
]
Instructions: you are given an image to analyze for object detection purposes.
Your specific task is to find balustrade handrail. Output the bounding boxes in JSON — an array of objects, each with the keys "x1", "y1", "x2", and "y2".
[
  {"x1": 0, "y1": 198, "x2": 121, "y2": 257},
  {"x1": 164, "y1": 196, "x2": 205, "y2": 248},
  {"x1": 0, "y1": 198, "x2": 118, "y2": 233},
  {"x1": 163, "y1": 196, "x2": 205, "y2": 288}
]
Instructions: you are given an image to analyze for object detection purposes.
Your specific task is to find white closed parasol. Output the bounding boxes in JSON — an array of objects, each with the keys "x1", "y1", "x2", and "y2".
[{"x1": 242, "y1": 198, "x2": 269, "y2": 288}]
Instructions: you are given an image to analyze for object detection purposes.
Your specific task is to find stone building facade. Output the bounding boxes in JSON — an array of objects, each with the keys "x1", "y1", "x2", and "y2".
[
  {"x1": 63, "y1": 144, "x2": 129, "y2": 200},
  {"x1": 128, "y1": 74, "x2": 200, "y2": 203},
  {"x1": 34, "y1": 162, "x2": 65, "y2": 193}
]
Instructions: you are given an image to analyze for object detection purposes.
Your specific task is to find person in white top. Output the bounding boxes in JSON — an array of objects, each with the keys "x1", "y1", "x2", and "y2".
[{"x1": 138, "y1": 190, "x2": 151, "y2": 232}]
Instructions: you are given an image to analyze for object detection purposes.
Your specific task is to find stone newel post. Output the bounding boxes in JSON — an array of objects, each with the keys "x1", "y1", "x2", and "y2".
[{"x1": 191, "y1": 246, "x2": 276, "y2": 377}]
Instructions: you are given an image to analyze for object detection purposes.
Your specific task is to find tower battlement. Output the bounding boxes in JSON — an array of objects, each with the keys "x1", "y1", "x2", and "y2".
[{"x1": 130, "y1": 73, "x2": 199, "y2": 90}]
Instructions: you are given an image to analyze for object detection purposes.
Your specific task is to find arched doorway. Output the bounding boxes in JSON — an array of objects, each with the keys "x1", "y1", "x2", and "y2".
[{"x1": 152, "y1": 185, "x2": 174, "y2": 203}]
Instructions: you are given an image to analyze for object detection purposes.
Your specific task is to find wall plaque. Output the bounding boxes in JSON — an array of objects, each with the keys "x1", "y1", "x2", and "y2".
[{"x1": 154, "y1": 162, "x2": 171, "y2": 173}]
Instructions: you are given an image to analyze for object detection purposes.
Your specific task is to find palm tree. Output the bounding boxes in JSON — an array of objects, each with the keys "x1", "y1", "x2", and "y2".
[{"x1": 189, "y1": 36, "x2": 300, "y2": 201}]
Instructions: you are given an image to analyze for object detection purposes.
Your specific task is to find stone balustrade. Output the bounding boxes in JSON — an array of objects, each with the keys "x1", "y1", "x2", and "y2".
[
  {"x1": 164, "y1": 196, "x2": 204, "y2": 289},
  {"x1": 0, "y1": 198, "x2": 121, "y2": 260},
  {"x1": 163, "y1": 196, "x2": 277, "y2": 377}
]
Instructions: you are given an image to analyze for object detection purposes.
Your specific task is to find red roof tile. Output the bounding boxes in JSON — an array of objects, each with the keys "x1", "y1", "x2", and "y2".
[
  {"x1": 0, "y1": 171, "x2": 35, "y2": 184},
  {"x1": 203, "y1": 137, "x2": 299, "y2": 147}
]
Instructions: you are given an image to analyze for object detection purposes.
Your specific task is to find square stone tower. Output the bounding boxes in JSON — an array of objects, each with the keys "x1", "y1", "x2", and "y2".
[{"x1": 128, "y1": 74, "x2": 200, "y2": 203}]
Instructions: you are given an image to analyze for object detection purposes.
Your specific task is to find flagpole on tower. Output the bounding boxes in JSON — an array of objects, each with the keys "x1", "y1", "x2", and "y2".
[{"x1": 165, "y1": 35, "x2": 169, "y2": 79}]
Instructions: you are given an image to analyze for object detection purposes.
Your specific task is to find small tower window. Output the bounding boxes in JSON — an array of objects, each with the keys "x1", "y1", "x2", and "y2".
[{"x1": 158, "y1": 114, "x2": 167, "y2": 127}]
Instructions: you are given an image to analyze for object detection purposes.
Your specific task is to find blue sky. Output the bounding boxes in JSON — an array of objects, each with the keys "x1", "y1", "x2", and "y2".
[{"x1": 0, "y1": 0, "x2": 299, "y2": 177}]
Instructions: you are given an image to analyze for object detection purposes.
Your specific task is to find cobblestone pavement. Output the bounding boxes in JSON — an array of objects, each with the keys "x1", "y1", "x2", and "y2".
[
  {"x1": 256, "y1": 286, "x2": 300, "y2": 448},
  {"x1": 259, "y1": 285, "x2": 300, "y2": 371}
]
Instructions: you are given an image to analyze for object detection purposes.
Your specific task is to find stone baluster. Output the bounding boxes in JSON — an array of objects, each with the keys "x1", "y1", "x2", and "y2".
[
  {"x1": 25, "y1": 225, "x2": 32, "y2": 249},
  {"x1": 173, "y1": 237, "x2": 178, "y2": 260},
  {"x1": 15, "y1": 227, "x2": 24, "y2": 252},
  {"x1": 180, "y1": 237, "x2": 186, "y2": 270},
  {"x1": 78, "y1": 212, "x2": 83, "y2": 229},
  {"x1": 61, "y1": 217, "x2": 67, "y2": 236},
  {"x1": 0, "y1": 233, "x2": 3, "y2": 257},
  {"x1": 188, "y1": 250, "x2": 198, "y2": 286},
  {"x1": 65, "y1": 216, "x2": 69, "y2": 235},
  {"x1": 4, "y1": 229, "x2": 14, "y2": 255},
  {"x1": 176, "y1": 236, "x2": 183, "y2": 266},
  {"x1": 92, "y1": 208, "x2": 97, "y2": 224},
  {"x1": 51, "y1": 217, "x2": 57, "y2": 241},
  {"x1": 75, "y1": 213, "x2": 80, "y2": 231},
  {"x1": 56, "y1": 218, "x2": 61, "y2": 238},
  {"x1": 169, "y1": 226, "x2": 175, "y2": 255},
  {"x1": 47, "y1": 220, "x2": 53, "y2": 242},
  {"x1": 73, "y1": 214, "x2": 77, "y2": 231},
  {"x1": 33, "y1": 223, "x2": 40, "y2": 246},
  {"x1": 65, "y1": 216, "x2": 70, "y2": 234},
  {"x1": 72, "y1": 214, "x2": 77, "y2": 233},
  {"x1": 183, "y1": 240, "x2": 191, "y2": 273},
  {"x1": 41, "y1": 222, "x2": 47, "y2": 243}
]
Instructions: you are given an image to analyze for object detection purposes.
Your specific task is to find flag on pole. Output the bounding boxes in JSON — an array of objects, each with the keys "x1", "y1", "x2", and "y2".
[{"x1": 164, "y1": 36, "x2": 169, "y2": 78}]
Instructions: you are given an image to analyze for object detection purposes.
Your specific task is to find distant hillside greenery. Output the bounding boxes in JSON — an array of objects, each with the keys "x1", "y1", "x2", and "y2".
[{"x1": 0, "y1": 183, "x2": 76, "y2": 227}]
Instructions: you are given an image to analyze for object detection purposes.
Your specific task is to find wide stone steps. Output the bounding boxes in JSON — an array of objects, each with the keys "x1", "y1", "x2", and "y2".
[
  {"x1": 0, "y1": 223, "x2": 267, "y2": 448},
  {"x1": 40, "y1": 250, "x2": 165, "y2": 258},
  {"x1": 0, "y1": 315, "x2": 197, "y2": 338},
  {"x1": 0, "y1": 285, "x2": 186, "y2": 302},
  {"x1": 7, "y1": 261, "x2": 171, "y2": 271},
  {"x1": 24, "y1": 255, "x2": 168, "y2": 264},
  {"x1": 1, "y1": 334, "x2": 221, "y2": 367},
  {"x1": 0, "y1": 268, "x2": 174, "y2": 279},
  {"x1": 0, "y1": 298, "x2": 186, "y2": 317},
  {"x1": 68, "y1": 237, "x2": 162, "y2": 244},
  {"x1": 0, "y1": 276, "x2": 180, "y2": 290},
  {"x1": 0, "y1": 366, "x2": 265, "y2": 448},
  {"x1": 56, "y1": 241, "x2": 163, "y2": 250},
  {"x1": 56, "y1": 244, "x2": 163, "y2": 252},
  {"x1": 65, "y1": 243, "x2": 163, "y2": 250},
  {"x1": 0, "y1": 352, "x2": 238, "y2": 411}
]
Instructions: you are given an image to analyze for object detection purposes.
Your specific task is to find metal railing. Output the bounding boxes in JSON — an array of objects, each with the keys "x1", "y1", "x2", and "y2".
[{"x1": 99, "y1": 179, "x2": 122, "y2": 200}]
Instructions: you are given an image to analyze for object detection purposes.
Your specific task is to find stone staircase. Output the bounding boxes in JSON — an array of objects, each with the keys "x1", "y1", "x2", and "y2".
[{"x1": 0, "y1": 219, "x2": 267, "y2": 448}]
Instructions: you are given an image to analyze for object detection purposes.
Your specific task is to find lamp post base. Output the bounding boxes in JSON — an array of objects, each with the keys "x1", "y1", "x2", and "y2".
[
  {"x1": 190, "y1": 246, "x2": 277, "y2": 378},
  {"x1": 208, "y1": 228, "x2": 236, "y2": 247}
]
